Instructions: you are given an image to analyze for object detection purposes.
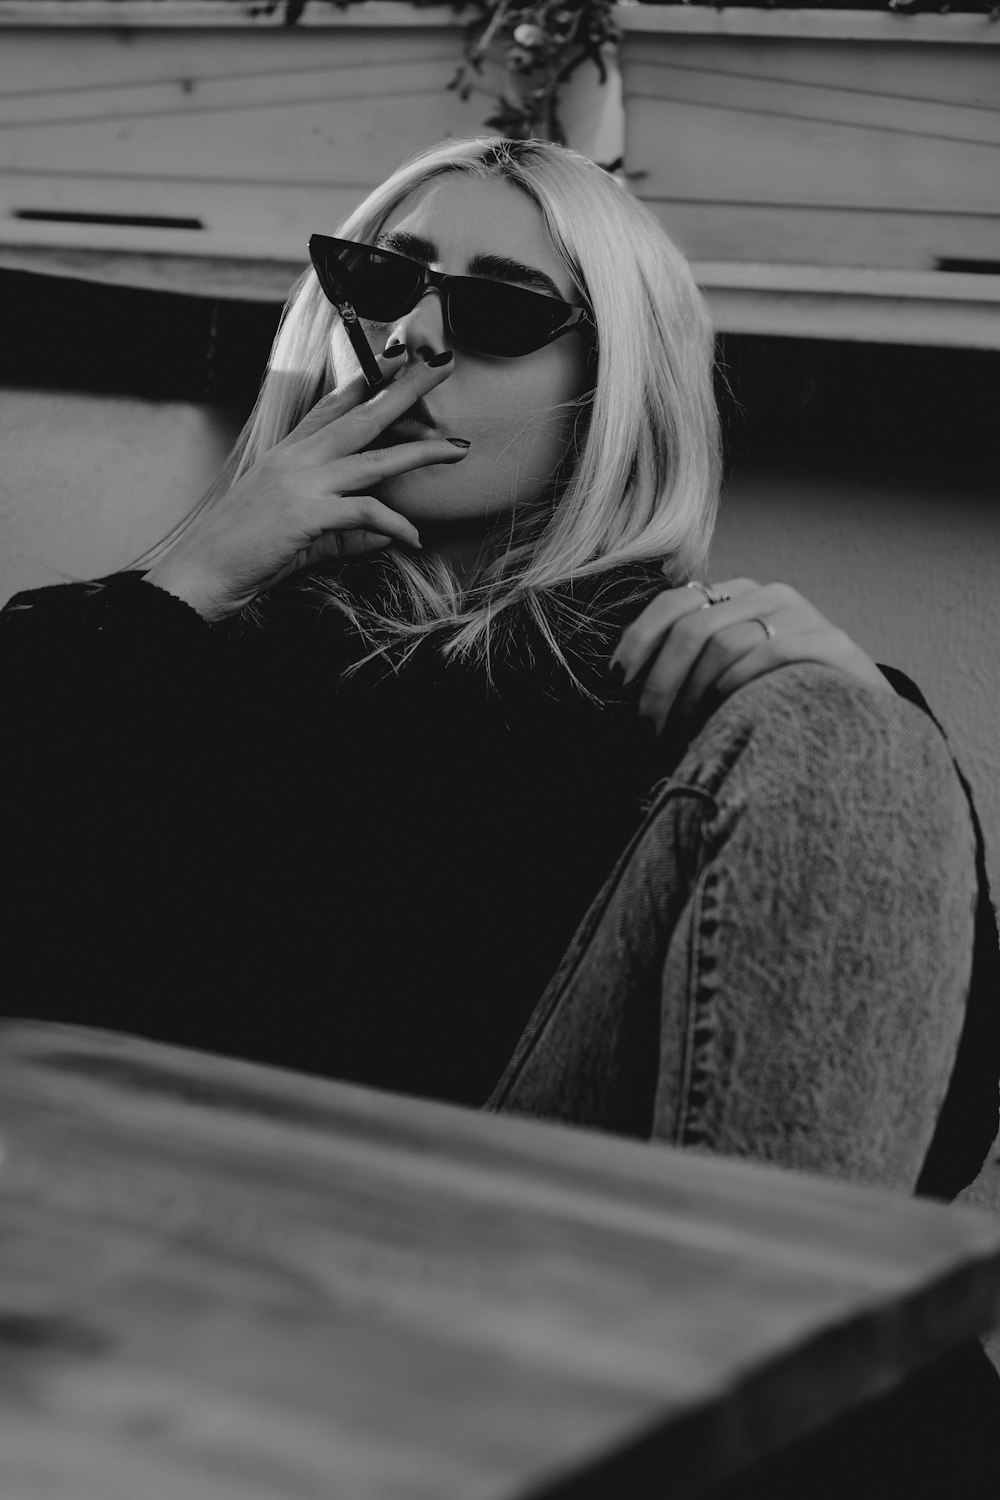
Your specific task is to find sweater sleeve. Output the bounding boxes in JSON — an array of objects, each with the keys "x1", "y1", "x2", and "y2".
[
  {"x1": 2, "y1": 570, "x2": 214, "y2": 697},
  {"x1": 0, "y1": 572, "x2": 237, "y2": 1023}
]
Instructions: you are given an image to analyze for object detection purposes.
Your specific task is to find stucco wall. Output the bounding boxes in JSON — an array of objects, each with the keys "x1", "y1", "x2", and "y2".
[{"x1": 0, "y1": 388, "x2": 233, "y2": 591}]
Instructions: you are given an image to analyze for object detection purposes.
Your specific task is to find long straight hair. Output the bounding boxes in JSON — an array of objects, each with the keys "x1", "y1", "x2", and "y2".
[{"x1": 126, "y1": 137, "x2": 721, "y2": 689}]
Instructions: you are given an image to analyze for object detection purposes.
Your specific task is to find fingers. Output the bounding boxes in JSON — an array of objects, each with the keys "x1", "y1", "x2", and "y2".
[
  {"x1": 610, "y1": 578, "x2": 758, "y2": 687},
  {"x1": 282, "y1": 346, "x2": 410, "y2": 447},
  {"x1": 336, "y1": 435, "x2": 471, "y2": 491},
  {"x1": 610, "y1": 579, "x2": 837, "y2": 738},
  {"x1": 299, "y1": 494, "x2": 423, "y2": 552},
  {"x1": 312, "y1": 352, "x2": 460, "y2": 457}
]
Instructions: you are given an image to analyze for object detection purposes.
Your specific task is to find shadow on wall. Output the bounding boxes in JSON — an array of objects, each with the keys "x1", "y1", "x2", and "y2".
[
  {"x1": 1, "y1": 267, "x2": 280, "y2": 415},
  {"x1": 4, "y1": 265, "x2": 998, "y2": 483}
]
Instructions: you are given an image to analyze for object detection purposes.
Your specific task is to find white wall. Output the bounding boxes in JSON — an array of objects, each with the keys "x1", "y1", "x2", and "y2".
[
  {"x1": 0, "y1": 388, "x2": 234, "y2": 591},
  {"x1": 708, "y1": 460, "x2": 1000, "y2": 905}
]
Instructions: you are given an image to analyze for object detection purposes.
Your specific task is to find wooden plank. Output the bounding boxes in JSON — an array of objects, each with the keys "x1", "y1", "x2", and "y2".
[
  {"x1": 620, "y1": 31, "x2": 1000, "y2": 108},
  {"x1": 624, "y1": 98, "x2": 999, "y2": 216},
  {"x1": 0, "y1": 0, "x2": 471, "y2": 29},
  {"x1": 618, "y1": 24, "x2": 999, "y2": 284},
  {"x1": 0, "y1": 243, "x2": 301, "y2": 299},
  {"x1": 1, "y1": 87, "x2": 491, "y2": 182},
  {"x1": 637, "y1": 199, "x2": 1000, "y2": 274},
  {"x1": 0, "y1": 173, "x2": 364, "y2": 256},
  {"x1": 697, "y1": 271, "x2": 1000, "y2": 347},
  {"x1": 0, "y1": 24, "x2": 506, "y2": 259},
  {"x1": 615, "y1": 7, "x2": 1000, "y2": 46},
  {"x1": 1, "y1": 1021, "x2": 1000, "y2": 1500},
  {"x1": 622, "y1": 57, "x2": 1000, "y2": 148}
]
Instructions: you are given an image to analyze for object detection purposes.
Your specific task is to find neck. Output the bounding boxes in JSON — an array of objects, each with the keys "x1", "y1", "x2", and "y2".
[{"x1": 423, "y1": 518, "x2": 505, "y2": 589}]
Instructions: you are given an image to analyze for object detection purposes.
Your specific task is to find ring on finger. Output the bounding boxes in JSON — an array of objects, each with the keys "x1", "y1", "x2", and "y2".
[
  {"x1": 751, "y1": 616, "x2": 776, "y2": 641},
  {"x1": 686, "y1": 580, "x2": 721, "y2": 607}
]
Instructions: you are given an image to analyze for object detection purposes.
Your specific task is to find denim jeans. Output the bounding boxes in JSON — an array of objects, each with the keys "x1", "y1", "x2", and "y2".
[{"x1": 487, "y1": 663, "x2": 978, "y2": 1195}]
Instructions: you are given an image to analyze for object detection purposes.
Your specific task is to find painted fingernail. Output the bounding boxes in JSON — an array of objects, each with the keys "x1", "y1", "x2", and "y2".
[
  {"x1": 424, "y1": 350, "x2": 454, "y2": 367},
  {"x1": 382, "y1": 342, "x2": 406, "y2": 359},
  {"x1": 607, "y1": 659, "x2": 625, "y2": 687},
  {"x1": 447, "y1": 438, "x2": 471, "y2": 449}
]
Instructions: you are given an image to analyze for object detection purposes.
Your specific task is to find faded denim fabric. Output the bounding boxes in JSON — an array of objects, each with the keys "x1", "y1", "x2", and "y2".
[{"x1": 487, "y1": 663, "x2": 978, "y2": 1194}]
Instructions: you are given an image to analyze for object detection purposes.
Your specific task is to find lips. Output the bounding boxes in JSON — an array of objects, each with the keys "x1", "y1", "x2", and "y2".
[{"x1": 383, "y1": 400, "x2": 435, "y2": 445}]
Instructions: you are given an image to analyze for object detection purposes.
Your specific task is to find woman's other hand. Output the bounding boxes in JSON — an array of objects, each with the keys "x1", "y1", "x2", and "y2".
[
  {"x1": 143, "y1": 350, "x2": 469, "y2": 623},
  {"x1": 609, "y1": 579, "x2": 895, "y2": 740}
]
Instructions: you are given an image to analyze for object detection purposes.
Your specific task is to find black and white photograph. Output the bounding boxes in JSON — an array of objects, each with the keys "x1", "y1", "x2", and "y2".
[{"x1": 1, "y1": 1, "x2": 998, "y2": 1495}]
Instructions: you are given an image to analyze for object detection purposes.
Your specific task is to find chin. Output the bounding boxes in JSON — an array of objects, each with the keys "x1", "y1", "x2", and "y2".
[{"x1": 378, "y1": 476, "x2": 485, "y2": 524}]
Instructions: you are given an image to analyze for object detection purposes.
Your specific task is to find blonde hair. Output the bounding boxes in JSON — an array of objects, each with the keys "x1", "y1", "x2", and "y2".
[{"x1": 127, "y1": 137, "x2": 721, "y2": 689}]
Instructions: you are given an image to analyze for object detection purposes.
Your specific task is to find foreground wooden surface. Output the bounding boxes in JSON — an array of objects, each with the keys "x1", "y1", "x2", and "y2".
[{"x1": 1, "y1": 1022, "x2": 1000, "y2": 1500}]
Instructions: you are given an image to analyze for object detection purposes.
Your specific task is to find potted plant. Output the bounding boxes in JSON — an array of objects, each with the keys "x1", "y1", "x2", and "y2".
[{"x1": 614, "y1": 0, "x2": 1000, "y2": 345}]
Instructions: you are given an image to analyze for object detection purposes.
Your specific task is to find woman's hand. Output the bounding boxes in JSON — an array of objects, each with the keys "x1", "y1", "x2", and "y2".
[
  {"x1": 144, "y1": 350, "x2": 468, "y2": 623},
  {"x1": 610, "y1": 578, "x2": 894, "y2": 739}
]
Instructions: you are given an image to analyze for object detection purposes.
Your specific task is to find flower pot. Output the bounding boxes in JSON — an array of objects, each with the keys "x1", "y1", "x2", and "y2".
[{"x1": 616, "y1": 6, "x2": 1000, "y2": 344}]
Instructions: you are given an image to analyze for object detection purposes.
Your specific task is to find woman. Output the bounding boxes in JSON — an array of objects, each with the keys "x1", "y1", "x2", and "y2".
[{"x1": 3, "y1": 137, "x2": 998, "y2": 1492}]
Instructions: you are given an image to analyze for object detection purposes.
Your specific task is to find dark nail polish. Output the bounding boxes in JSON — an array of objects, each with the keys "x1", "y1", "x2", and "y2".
[
  {"x1": 607, "y1": 659, "x2": 625, "y2": 687},
  {"x1": 447, "y1": 438, "x2": 471, "y2": 449},
  {"x1": 382, "y1": 342, "x2": 406, "y2": 359},
  {"x1": 425, "y1": 350, "x2": 454, "y2": 367}
]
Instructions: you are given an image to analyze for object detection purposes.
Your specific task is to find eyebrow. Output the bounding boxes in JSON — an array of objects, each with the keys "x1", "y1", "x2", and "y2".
[{"x1": 374, "y1": 229, "x2": 565, "y2": 301}]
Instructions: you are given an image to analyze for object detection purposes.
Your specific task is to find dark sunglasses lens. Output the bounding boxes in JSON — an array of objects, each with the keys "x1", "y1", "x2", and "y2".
[
  {"x1": 312, "y1": 239, "x2": 579, "y2": 356},
  {"x1": 450, "y1": 280, "x2": 569, "y2": 356},
  {"x1": 317, "y1": 242, "x2": 421, "y2": 321}
]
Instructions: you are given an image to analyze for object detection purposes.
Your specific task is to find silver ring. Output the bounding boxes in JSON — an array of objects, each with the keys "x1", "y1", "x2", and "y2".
[
  {"x1": 686, "y1": 580, "x2": 720, "y2": 607},
  {"x1": 752, "y1": 616, "x2": 776, "y2": 641}
]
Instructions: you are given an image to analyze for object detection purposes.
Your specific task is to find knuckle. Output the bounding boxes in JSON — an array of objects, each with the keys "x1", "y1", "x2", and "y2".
[
  {"x1": 701, "y1": 630, "x2": 731, "y2": 667},
  {"x1": 672, "y1": 613, "x2": 706, "y2": 650}
]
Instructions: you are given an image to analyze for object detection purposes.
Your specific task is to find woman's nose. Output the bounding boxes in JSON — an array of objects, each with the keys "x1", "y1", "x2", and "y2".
[{"x1": 391, "y1": 287, "x2": 448, "y2": 360}]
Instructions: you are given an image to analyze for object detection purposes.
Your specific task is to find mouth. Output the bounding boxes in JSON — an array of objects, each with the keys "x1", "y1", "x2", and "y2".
[{"x1": 382, "y1": 400, "x2": 435, "y2": 446}]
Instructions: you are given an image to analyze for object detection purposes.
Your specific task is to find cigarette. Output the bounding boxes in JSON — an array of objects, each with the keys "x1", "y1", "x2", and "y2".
[{"x1": 339, "y1": 301, "x2": 386, "y2": 394}]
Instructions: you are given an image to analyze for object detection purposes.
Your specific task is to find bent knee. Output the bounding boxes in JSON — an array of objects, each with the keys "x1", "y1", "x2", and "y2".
[{"x1": 675, "y1": 663, "x2": 976, "y2": 906}]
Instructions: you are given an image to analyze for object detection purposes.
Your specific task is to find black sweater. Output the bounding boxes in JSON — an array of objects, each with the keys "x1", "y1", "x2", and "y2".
[{"x1": 2, "y1": 561, "x2": 998, "y2": 1201}]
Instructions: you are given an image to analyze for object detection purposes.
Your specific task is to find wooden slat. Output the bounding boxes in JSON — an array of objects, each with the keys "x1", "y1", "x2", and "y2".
[
  {"x1": 622, "y1": 59, "x2": 1000, "y2": 150},
  {"x1": 0, "y1": 243, "x2": 301, "y2": 300},
  {"x1": 695, "y1": 265, "x2": 1000, "y2": 347},
  {"x1": 639, "y1": 200, "x2": 1000, "y2": 274},
  {"x1": 620, "y1": 26, "x2": 1000, "y2": 279},
  {"x1": 1, "y1": 1021, "x2": 1000, "y2": 1500},
  {"x1": 0, "y1": 23, "x2": 507, "y2": 259},
  {"x1": 0, "y1": 0, "x2": 471, "y2": 29},
  {"x1": 621, "y1": 38, "x2": 1000, "y2": 214},
  {"x1": 615, "y1": 7, "x2": 1000, "y2": 46}
]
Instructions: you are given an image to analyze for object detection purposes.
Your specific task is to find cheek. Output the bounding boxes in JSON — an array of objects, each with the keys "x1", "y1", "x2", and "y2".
[{"x1": 479, "y1": 347, "x2": 586, "y2": 441}]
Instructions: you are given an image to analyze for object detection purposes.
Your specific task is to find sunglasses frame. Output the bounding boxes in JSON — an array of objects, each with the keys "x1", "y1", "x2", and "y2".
[{"x1": 308, "y1": 233, "x2": 595, "y2": 359}]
